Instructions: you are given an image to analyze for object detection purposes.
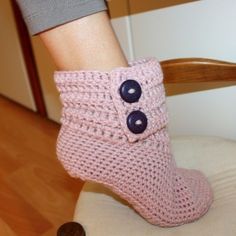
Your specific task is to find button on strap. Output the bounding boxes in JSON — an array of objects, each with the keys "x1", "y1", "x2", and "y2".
[
  {"x1": 127, "y1": 110, "x2": 148, "y2": 134},
  {"x1": 119, "y1": 79, "x2": 142, "y2": 103}
]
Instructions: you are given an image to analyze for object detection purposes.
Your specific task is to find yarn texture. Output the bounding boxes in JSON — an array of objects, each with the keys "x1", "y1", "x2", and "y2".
[{"x1": 54, "y1": 57, "x2": 213, "y2": 227}]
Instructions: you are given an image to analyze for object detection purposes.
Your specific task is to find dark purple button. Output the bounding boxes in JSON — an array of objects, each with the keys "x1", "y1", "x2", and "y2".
[
  {"x1": 119, "y1": 80, "x2": 142, "y2": 103},
  {"x1": 127, "y1": 110, "x2": 148, "y2": 134}
]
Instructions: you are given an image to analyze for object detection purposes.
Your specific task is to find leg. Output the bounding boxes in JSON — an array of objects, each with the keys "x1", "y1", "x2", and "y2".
[
  {"x1": 39, "y1": 11, "x2": 128, "y2": 71},
  {"x1": 16, "y1": 0, "x2": 128, "y2": 70}
]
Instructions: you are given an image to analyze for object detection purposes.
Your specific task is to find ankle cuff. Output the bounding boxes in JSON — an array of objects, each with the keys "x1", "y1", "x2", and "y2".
[{"x1": 54, "y1": 57, "x2": 168, "y2": 143}]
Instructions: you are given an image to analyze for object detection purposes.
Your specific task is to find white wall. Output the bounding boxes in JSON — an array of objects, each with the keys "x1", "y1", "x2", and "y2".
[
  {"x1": 127, "y1": 0, "x2": 236, "y2": 139},
  {"x1": 167, "y1": 86, "x2": 236, "y2": 140},
  {"x1": 31, "y1": 37, "x2": 61, "y2": 122},
  {"x1": 111, "y1": 16, "x2": 134, "y2": 61},
  {"x1": 130, "y1": 0, "x2": 236, "y2": 61}
]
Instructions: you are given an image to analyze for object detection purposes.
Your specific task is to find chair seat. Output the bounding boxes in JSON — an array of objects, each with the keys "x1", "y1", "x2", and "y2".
[{"x1": 73, "y1": 136, "x2": 236, "y2": 236}]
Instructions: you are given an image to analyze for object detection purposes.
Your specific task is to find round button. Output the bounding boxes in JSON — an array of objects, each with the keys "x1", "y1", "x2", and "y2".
[
  {"x1": 127, "y1": 110, "x2": 148, "y2": 134},
  {"x1": 119, "y1": 80, "x2": 142, "y2": 103}
]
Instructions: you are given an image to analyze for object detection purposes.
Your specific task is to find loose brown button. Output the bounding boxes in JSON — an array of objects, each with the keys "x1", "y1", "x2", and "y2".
[{"x1": 57, "y1": 222, "x2": 86, "y2": 236}]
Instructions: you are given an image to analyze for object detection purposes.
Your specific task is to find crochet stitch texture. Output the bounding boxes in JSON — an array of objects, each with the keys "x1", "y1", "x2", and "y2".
[{"x1": 54, "y1": 57, "x2": 213, "y2": 227}]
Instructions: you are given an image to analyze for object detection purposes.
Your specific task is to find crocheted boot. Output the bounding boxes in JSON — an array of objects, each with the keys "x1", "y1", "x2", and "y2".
[{"x1": 54, "y1": 57, "x2": 213, "y2": 227}]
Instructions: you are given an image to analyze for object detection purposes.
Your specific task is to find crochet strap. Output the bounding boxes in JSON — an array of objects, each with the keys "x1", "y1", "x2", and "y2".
[{"x1": 110, "y1": 57, "x2": 168, "y2": 142}]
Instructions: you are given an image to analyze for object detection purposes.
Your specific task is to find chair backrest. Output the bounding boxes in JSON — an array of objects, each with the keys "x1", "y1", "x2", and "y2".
[
  {"x1": 161, "y1": 58, "x2": 236, "y2": 96},
  {"x1": 160, "y1": 58, "x2": 236, "y2": 139}
]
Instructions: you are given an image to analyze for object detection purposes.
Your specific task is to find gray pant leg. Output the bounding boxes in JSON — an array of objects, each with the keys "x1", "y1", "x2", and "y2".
[{"x1": 16, "y1": 0, "x2": 107, "y2": 36}]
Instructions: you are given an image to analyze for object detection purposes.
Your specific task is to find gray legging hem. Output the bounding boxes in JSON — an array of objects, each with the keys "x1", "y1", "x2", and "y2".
[{"x1": 16, "y1": 0, "x2": 107, "y2": 36}]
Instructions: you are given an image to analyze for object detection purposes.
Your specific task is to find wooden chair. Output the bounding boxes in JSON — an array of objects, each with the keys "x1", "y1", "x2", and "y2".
[{"x1": 57, "y1": 58, "x2": 236, "y2": 236}]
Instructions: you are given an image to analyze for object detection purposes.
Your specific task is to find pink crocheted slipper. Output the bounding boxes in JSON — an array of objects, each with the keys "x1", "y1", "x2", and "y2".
[{"x1": 54, "y1": 57, "x2": 213, "y2": 227}]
